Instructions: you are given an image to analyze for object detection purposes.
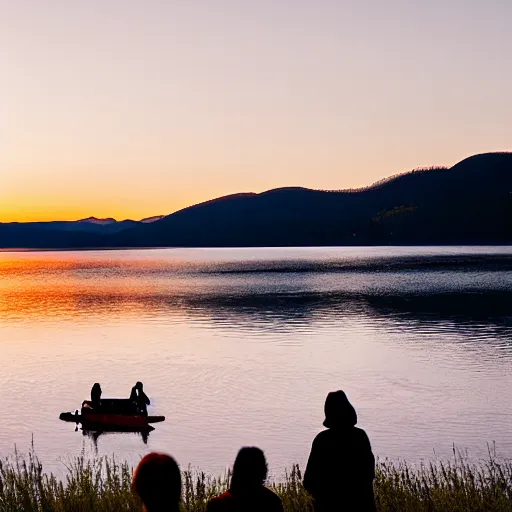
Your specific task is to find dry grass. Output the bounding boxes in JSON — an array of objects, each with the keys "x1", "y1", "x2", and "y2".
[{"x1": 1, "y1": 447, "x2": 511, "y2": 511}]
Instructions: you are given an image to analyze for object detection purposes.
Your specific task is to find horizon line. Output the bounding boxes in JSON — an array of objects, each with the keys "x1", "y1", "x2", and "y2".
[{"x1": 2, "y1": 151, "x2": 509, "y2": 224}]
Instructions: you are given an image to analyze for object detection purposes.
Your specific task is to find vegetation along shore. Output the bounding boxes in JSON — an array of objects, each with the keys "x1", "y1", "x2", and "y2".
[{"x1": 1, "y1": 450, "x2": 511, "y2": 511}]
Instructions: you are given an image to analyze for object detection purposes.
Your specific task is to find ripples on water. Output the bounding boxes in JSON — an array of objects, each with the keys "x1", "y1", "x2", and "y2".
[{"x1": 0, "y1": 247, "x2": 511, "y2": 475}]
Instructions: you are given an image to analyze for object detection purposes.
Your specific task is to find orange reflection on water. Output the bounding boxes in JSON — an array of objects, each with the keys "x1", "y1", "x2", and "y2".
[{"x1": 0, "y1": 251, "x2": 194, "y2": 323}]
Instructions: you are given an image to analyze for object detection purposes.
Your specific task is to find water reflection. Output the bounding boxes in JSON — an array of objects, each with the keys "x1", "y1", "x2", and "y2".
[
  {"x1": 60, "y1": 412, "x2": 155, "y2": 452},
  {"x1": 1, "y1": 248, "x2": 512, "y2": 472},
  {"x1": 1, "y1": 247, "x2": 511, "y2": 334},
  {"x1": 1, "y1": 283, "x2": 510, "y2": 337},
  {"x1": 180, "y1": 289, "x2": 512, "y2": 330},
  {"x1": 82, "y1": 428, "x2": 151, "y2": 452}
]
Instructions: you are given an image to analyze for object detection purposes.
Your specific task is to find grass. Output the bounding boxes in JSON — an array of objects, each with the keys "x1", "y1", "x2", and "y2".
[{"x1": 1, "y1": 447, "x2": 511, "y2": 511}]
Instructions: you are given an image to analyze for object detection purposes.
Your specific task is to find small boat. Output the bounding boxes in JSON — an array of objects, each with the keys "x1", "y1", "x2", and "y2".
[{"x1": 60, "y1": 398, "x2": 165, "y2": 430}]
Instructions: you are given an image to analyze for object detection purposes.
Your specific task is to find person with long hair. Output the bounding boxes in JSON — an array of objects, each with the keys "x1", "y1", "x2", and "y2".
[
  {"x1": 207, "y1": 447, "x2": 283, "y2": 512},
  {"x1": 82, "y1": 382, "x2": 102, "y2": 409},
  {"x1": 130, "y1": 381, "x2": 151, "y2": 415}
]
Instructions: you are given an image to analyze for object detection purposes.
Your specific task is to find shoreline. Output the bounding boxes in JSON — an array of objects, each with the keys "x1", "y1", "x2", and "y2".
[
  {"x1": 1, "y1": 451, "x2": 512, "y2": 511},
  {"x1": 1, "y1": 243, "x2": 512, "y2": 253}
]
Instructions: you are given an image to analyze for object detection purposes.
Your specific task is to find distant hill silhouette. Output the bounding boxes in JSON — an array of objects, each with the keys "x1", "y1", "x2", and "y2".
[
  {"x1": 1, "y1": 152, "x2": 510, "y2": 249},
  {"x1": 0, "y1": 218, "x2": 136, "y2": 248},
  {"x1": 0, "y1": 223, "x2": 107, "y2": 249},
  {"x1": 115, "y1": 152, "x2": 512, "y2": 247},
  {"x1": 78, "y1": 216, "x2": 118, "y2": 225}
]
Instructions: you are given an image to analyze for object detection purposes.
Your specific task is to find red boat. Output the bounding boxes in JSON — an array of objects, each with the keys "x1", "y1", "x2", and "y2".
[
  {"x1": 82, "y1": 410, "x2": 152, "y2": 429},
  {"x1": 60, "y1": 398, "x2": 165, "y2": 430}
]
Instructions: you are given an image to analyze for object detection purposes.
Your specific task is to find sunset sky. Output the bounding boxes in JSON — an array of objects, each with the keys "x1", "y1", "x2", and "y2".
[{"x1": 2, "y1": 0, "x2": 511, "y2": 222}]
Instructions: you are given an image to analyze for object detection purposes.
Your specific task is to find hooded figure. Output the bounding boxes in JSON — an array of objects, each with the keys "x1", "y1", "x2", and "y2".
[
  {"x1": 206, "y1": 447, "x2": 283, "y2": 512},
  {"x1": 303, "y1": 391, "x2": 376, "y2": 512}
]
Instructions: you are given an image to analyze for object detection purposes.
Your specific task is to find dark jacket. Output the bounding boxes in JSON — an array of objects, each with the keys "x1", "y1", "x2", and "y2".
[
  {"x1": 304, "y1": 426, "x2": 376, "y2": 512},
  {"x1": 206, "y1": 487, "x2": 284, "y2": 512}
]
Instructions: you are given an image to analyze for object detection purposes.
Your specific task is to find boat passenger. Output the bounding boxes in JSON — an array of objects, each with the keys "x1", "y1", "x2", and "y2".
[
  {"x1": 206, "y1": 447, "x2": 284, "y2": 512},
  {"x1": 130, "y1": 381, "x2": 151, "y2": 415},
  {"x1": 132, "y1": 452, "x2": 181, "y2": 512},
  {"x1": 91, "y1": 383, "x2": 102, "y2": 408},
  {"x1": 82, "y1": 382, "x2": 102, "y2": 409}
]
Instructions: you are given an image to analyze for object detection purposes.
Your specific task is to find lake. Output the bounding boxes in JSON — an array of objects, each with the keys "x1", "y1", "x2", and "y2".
[{"x1": 1, "y1": 246, "x2": 511, "y2": 477}]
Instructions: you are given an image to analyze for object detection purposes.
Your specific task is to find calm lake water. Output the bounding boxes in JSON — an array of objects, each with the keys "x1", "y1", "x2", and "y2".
[{"x1": 1, "y1": 247, "x2": 512, "y2": 476}]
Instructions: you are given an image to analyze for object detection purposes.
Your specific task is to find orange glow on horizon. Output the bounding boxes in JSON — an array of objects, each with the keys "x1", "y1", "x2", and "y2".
[
  {"x1": 0, "y1": 193, "x2": 211, "y2": 223},
  {"x1": 0, "y1": 170, "x2": 391, "y2": 223},
  {"x1": 3, "y1": 2, "x2": 510, "y2": 224}
]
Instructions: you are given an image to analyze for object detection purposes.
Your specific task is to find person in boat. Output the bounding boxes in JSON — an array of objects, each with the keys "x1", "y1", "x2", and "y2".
[
  {"x1": 303, "y1": 390, "x2": 376, "y2": 512},
  {"x1": 82, "y1": 382, "x2": 102, "y2": 409},
  {"x1": 206, "y1": 447, "x2": 284, "y2": 512},
  {"x1": 130, "y1": 381, "x2": 150, "y2": 415},
  {"x1": 132, "y1": 452, "x2": 181, "y2": 512}
]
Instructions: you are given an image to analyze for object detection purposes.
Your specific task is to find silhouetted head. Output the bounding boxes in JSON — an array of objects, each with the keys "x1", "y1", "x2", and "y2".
[
  {"x1": 230, "y1": 447, "x2": 268, "y2": 494},
  {"x1": 136, "y1": 381, "x2": 144, "y2": 391},
  {"x1": 92, "y1": 383, "x2": 101, "y2": 394},
  {"x1": 132, "y1": 452, "x2": 181, "y2": 512},
  {"x1": 323, "y1": 390, "x2": 357, "y2": 428}
]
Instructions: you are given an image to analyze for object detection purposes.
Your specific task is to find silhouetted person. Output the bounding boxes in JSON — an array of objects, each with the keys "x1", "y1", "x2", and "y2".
[
  {"x1": 304, "y1": 391, "x2": 376, "y2": 512},
  {"x1": 132, "y1": 452, "x2": 181, "y2": 512},
  {"x1": 91, "y1": 383, "x2": 102, "y2": 408},
  {"x1": 82, "y1": 382, "x2": 102, "y2": 409},
  {"x1": 130, "y1": 381, "x2": 150, "y2": 415},
  {"x1": 207, "y1": 447, "x2": 283, "y2": 512}
]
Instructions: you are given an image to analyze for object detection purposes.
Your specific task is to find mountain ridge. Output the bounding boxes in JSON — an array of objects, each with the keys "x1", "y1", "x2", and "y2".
[
  {"x1": 113, "y1": 152, "x2": 512, "y2": 247},
  {"x1": 1, "y1": 152, "x2": 510, "y2": 249}
]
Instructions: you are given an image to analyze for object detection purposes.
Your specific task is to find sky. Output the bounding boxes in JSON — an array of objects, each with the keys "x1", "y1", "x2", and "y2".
[{"x1": 1, "y1": 0, "x2": 511, "y2": 222}]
